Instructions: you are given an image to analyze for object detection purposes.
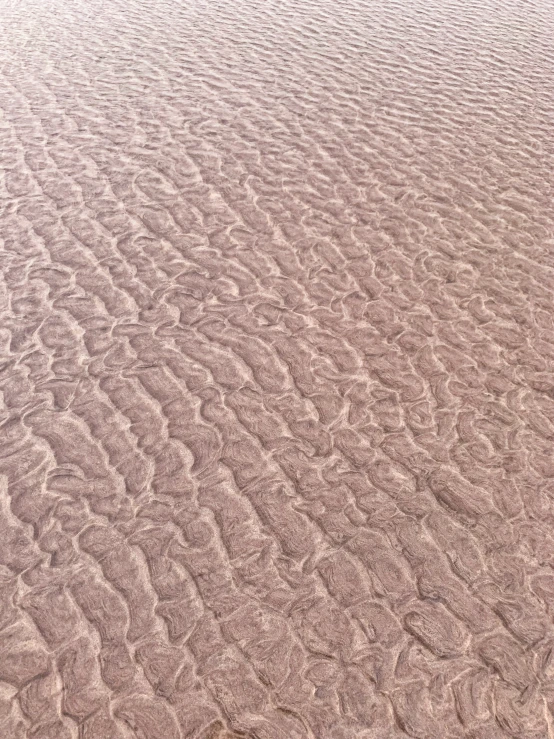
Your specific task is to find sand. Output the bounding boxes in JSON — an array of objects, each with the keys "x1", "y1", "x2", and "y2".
[{"x1": 1, "y1": 0, "x2": 554, "y2": 736}]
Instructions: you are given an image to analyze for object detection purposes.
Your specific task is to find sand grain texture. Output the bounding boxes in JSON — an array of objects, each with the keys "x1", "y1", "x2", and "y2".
[{"x1": 1, "y1": 0, "x2": 554, "y2": 736}]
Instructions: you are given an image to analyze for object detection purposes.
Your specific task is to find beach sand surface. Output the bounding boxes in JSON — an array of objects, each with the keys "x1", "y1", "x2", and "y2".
[{"x1": 1, "y1": 0, "x2": 554, "y2": 736}]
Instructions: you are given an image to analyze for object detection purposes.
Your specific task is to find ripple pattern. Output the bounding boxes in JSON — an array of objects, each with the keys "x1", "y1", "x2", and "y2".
[{"x1": 1, "y1": 0, "x2": 554, "y2": 736}]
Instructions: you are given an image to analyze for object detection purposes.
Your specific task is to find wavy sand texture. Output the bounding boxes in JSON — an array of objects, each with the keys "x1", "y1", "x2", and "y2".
[{"x1": 1, "y1": 0, "x2": 554, "y2": 736}]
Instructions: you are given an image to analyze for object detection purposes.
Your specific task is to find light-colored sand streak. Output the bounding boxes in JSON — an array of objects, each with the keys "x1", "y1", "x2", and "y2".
[{"x1": 1, "y1": 0, "x2": 554, "y2": 736}]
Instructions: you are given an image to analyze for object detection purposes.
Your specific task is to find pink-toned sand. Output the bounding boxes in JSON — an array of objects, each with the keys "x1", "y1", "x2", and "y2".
[{"x1": 1, "y1": 0, "x2": 554, "y2": 736}]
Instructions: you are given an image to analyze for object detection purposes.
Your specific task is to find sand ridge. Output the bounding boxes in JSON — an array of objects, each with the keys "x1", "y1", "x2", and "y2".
[{"x1": 1, "y1": 0, "x2": 554, "y2": 736}]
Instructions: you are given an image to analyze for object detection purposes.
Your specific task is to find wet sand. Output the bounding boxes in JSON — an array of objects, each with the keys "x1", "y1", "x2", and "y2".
[{"x1": 1, "y1": 0, "x2": 554, "y2": 736}]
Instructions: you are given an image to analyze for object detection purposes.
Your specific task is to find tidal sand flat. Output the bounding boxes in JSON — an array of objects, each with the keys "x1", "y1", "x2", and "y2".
[{"x1": 1, "y1": 0, "x2": 554, "y2": 736}]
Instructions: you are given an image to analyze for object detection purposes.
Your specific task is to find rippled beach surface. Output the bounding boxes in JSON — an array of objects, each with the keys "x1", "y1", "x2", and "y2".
[{"x1": 1, "y1": 0, "x2": 554, "y2": 736}]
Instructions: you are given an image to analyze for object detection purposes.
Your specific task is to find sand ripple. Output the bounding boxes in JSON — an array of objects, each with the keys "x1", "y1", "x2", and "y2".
[{"x1": 1, "y1": 0, "x2": 554, "y2": 736}]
